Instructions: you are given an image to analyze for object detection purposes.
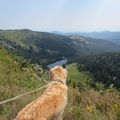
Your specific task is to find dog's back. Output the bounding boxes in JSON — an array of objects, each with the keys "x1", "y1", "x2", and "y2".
[{"x1": 16, "y1": 66, "x2": 68, "y2": 120}]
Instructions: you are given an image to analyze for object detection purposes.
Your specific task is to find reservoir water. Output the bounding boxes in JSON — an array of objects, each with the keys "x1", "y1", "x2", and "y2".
[{"x1": 47, "y1": 58, "x2": 68, "y2": 69}]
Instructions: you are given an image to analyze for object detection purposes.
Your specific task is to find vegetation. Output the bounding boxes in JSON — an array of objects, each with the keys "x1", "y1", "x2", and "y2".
[
  {"x1": 0, "y1": 48, "x2": 47, "y2": 101},
  {"x1": 0, "y1": 48, "x2": 49, "y2": 119},
  {"x1": 1, "y1": 30, "x2": 120, "y2": 120},
  {"x1": 0, "y1": 52, "x2": 120, "y2": 119},
  {"x1": 67, "y1": 63, "x2": 92, "y2": 90},
  {"x1": 70, "y1": 31, "x2": 120, "y2": 44},
  {"x1": 64, "y1": 87, "x2": 120, "y2": 120},
  {"x1": 77, "y1": 53, "x2": 120, "y2": 90},
  {"x1": 0, "y1": 29, "x2": 76, "y2": 65},
  {"x1": 1, "y1": 29, "x2": 120, "y2": 66},
  {"x1": 64, "y1": 64, "x2": 120, "y2": 120}
]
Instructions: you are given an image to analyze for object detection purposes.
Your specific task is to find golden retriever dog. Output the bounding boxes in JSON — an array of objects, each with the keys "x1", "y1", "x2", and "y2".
[{"x1": 16, "y1": 66, "x2": 68, "y2": 120}]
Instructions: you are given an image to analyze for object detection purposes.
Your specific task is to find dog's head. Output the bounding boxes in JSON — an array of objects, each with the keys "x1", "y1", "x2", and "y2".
[{"x1": 49, "y1": 66, "x2": 68, "y2": 84}]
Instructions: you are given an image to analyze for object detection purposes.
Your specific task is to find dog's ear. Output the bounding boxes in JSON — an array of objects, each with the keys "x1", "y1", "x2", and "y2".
[
  {"x1": 64, "y1": 68, "x2": 68, "y2": 78},
  {"x1": 63, "y1": 64, "x2": 66, "y2": 68},
  {"x1": 49, "y1": 69, "x2": 52, "y2": 76}
]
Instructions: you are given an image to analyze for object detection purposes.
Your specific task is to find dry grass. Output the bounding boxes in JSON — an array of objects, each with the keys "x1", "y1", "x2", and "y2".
[
  {"x1": 0, "y1": 86, "x2": 120, "y2": 120},
  {"x1": 63, "y1": 87, "x2": 120, "y2": 120},
  {"x1": 0, "y1": 90, "x2": 44, "y2": 120}
]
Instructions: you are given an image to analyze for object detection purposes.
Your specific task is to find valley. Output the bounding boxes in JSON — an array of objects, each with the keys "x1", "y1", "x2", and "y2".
[
  {"x1": 0, "y1": 30, "x2": 120, "y2": 120},
  {"x1": 1, "y1": 29, "x2": 120, "y2": 66}
]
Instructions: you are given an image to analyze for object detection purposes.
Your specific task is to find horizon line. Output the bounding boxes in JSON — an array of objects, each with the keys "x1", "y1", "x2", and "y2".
[{"x1": 1, "y1": 28, "x2": 120, "y2": 33}]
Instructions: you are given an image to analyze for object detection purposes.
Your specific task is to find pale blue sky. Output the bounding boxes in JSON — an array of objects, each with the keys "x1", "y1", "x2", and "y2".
[{"x1": 0, "y1": 0, "x2": 120, "y2": 32}]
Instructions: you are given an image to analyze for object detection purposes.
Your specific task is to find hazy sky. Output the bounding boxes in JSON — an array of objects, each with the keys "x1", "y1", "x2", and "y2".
[{"x1": 0, "y1": 0, "x2": 120, "y2": 32}]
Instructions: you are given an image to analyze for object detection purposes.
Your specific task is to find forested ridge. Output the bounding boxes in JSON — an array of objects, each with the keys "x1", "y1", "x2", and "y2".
[
  {"x1": 1, "y1": 29, "x2": 120, "y2": 66},
  {"x1": 78, "y1": 53, "x2": 120, "y2": 90}
]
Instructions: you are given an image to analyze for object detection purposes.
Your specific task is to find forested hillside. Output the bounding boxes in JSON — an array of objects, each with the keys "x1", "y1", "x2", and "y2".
[
  {"x1": 0, "y1": 29, "x2": 76, "y2": 65},
  {"x1": 63, "y1": 31, "x2": 120, "y2": 44},
  {"x1": 77, "y1": 53, "x2": 120, "y2": 90},
  {"x1": 1, "y1": 29, "x2": 120, "y2": 66}
]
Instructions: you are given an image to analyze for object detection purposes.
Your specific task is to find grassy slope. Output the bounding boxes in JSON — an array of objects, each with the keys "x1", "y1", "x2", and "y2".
[
  {"x1": 0, "y1": 48, "x2": 44, "y2": 100},
  {"x1": 64, "y1": 64, "x2": 120, "y2": 120},
  {"x1": 0, "y1": 53, "x2": 120, "y2": 120},
  {"x1": 68, "y1": 63, "x2": 90, "y2": 83},
  {"x1": 0, "y1": 48, "x2": 48, "y2": 119},
  {"x1": 67, "y1": 63, "x2": 92, "y2": 90}
]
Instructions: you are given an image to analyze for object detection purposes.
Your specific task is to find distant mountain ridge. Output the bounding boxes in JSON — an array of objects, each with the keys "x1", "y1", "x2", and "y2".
[{"x1": 56, "y1": 31, "x2": 120, "y2": 44}]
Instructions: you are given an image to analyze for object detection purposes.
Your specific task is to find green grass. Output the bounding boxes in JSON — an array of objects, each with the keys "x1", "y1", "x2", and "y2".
[
  {"x1": 68, "y1": 63, "x2": 89, "y2": 81},
  {"x1": 0, "y1": 49, "x2": 13, "y2": 63},
  {"x1": 67, "y1": 63, "x2": 92, "y2": 89},
  {"x1": 41, "y1": 71, "x2": 50, "y2": 81},
  {"x1": 0, "y1": 48, "x2": 47, "y2": 100},
  {"x1": 0, "y1": 48, "x2": 49, "y2": 119}
]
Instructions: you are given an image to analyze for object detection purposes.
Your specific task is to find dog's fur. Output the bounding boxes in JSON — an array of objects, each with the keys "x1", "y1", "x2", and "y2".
[{"x1": 16, "y1": 66, "x2": 68, "y2": 120}]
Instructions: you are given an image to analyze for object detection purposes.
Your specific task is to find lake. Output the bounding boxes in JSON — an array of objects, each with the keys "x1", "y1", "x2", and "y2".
[{"x1": 47, "y1": 58, "x2": 68, "y2": 69}]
